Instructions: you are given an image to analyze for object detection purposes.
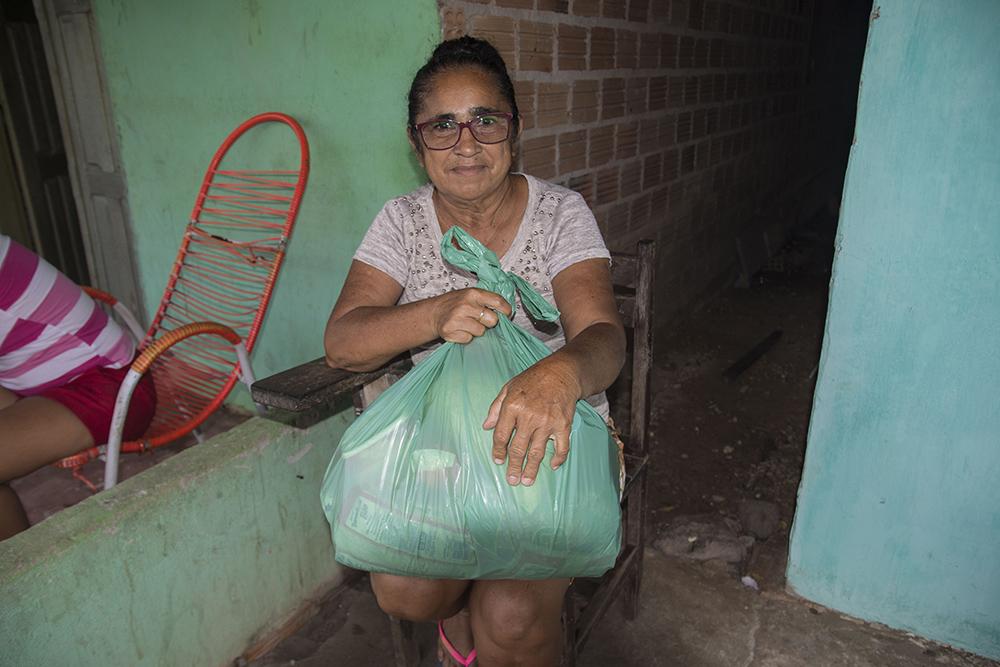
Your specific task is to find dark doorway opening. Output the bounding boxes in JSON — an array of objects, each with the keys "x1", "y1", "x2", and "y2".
[
  {"x1": 0, "y1": 0, "x2": 88, "y2": 283},
  {"x1": 649, "y1": 0, "x2": 873, "y2": 590}
]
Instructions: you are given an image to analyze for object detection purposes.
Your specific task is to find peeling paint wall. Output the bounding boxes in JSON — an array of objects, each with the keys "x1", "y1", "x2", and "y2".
[
  {"x1": 91, "y1": 0, "x2": 441, "y2": 404},
  {"x1": 787, "y1": 1, "x2": 1000, "y2": 659},
  {"x1": 0, "y1": 414, "x2": 353, "y2": 665}
]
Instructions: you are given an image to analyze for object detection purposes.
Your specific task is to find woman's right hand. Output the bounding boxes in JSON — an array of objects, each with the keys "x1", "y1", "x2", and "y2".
[{"x1": 431, "y1": 288, "x2": 512, "y2": 344}]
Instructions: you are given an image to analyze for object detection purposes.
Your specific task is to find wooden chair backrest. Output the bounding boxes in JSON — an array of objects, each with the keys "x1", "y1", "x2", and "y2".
[{"x1": 607, "y1": 241, "x2": 656, "y2": 460}]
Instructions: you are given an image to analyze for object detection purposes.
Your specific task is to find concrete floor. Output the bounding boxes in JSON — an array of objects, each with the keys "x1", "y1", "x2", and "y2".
[{"x1": 248, "y1": 553, "x2": 996, "y2": 666}]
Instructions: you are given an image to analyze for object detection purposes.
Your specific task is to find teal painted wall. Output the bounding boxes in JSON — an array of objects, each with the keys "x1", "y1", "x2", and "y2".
[
  {"x1": 787, "y1": 1, "x2": 1000, "y2": 659},
  {"x1": 92, "y1": 0, "x2": 440, "y2": 401},
  {"x1": 0, "y1": 413, "x2": 353, "y2": 666}
]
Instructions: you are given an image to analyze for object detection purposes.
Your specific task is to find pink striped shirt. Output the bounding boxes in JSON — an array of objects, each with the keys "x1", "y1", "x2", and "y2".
[{"x1": 0, "y1": 235, "x2": 135, "y2": 395}]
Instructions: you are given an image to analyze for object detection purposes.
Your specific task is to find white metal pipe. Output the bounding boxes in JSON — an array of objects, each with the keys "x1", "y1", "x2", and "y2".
[
  {"x1": 112, "y1": 302, "x2": 146, "y2": 343},
  {"x1": 103, "y1": 368, "x2": 143, "y2": 490},
  {"x1": 234, "y1": 341, "x2": 265, "y2": 415}
]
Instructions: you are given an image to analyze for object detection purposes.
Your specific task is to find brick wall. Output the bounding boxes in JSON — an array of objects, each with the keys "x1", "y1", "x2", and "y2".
[{"x1": 438, "y1": 0, "x2": 816, "y2": 318}]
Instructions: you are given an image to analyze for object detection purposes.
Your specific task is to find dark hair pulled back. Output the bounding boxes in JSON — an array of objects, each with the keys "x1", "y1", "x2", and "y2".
[{"x1": 407, "y1": 36, "x2": 519, "y2": 144}]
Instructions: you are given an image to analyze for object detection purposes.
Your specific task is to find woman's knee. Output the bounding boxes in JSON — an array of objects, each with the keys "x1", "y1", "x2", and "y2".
[
  {"x1": 370, "y1": 573, "x2": 467, "y2": 621},
  {"x1": 470, "y1": 579, "x2": 568, "y2": 648}
]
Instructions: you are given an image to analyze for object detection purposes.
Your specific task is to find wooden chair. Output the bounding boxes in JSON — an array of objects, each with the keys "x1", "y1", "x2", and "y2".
[
  {"x1": 561, "y1": 239, "x2": 654, "y2": 665},
  {"x1": 55, "y1": 112, "x2": 309, "y2": 491},
  {"x1": 251, "y1": 240, "x2": 655, "y2": 665}
]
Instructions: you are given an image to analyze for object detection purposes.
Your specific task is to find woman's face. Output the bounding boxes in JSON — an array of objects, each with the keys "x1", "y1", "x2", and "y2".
[{"x1": 411, "y1": 67, "x2": 516, "y2": 205}]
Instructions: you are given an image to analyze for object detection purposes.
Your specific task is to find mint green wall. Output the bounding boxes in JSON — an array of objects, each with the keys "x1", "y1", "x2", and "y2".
[
  {"x1": 0, "y1": 414, "x2": 353, "y2": 666},
  {"x1": 93, "y1": 0, "x2": 439, "y2": 391},
  {"x1": 787, "y1": 1, "x2": 1000, "y2": 659}
]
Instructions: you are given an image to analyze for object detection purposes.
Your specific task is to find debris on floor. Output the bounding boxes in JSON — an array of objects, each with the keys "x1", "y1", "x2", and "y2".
[{"x1": 654, "y1": 515, "x2": 754, "y2": 566}]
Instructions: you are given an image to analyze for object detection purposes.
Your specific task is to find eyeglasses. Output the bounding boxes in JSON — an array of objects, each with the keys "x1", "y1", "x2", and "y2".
[{"x1": 413, "y1": 112, "x2": 514, "y2": 150}]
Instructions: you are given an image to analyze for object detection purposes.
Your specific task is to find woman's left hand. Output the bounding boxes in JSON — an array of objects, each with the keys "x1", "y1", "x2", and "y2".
[{"x1": 482, "y1": 359, "x2": 582, "y2": 486}]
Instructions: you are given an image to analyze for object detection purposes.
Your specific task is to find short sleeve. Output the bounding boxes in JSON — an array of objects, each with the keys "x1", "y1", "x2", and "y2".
[
  {"x1": 353, "y1": 200, "x2": 409, "y2": 287},
  {"x1": 545, "y1": 191, "x2": 612, "y2": 278}
]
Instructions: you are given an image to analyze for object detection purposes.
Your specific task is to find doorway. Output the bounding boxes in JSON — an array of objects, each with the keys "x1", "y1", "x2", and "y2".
[
  {"x1": 649, "y1": 0, "x2": 874, "y2": 590},
  {"x1": 0, "y1": 0, "x2": 88, "y2": 283},
  {"x1": 1, "y1": 0, "x2": 145, "y2": 318}
]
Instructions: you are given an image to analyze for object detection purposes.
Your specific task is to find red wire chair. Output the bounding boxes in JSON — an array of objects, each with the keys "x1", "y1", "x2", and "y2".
[{"x1": 55, "y1": 112, "x2": 309, "y2": 491}]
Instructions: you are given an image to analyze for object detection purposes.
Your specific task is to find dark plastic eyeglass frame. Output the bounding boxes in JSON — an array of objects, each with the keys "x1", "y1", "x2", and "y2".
[{"x1": 413, "y1": 112, "x2": 515, "y2": 151}]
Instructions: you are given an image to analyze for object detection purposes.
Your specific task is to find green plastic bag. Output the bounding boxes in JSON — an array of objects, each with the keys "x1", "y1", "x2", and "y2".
[{"x1": 320, "y1": 227, "x2": 622, "y2": 579}]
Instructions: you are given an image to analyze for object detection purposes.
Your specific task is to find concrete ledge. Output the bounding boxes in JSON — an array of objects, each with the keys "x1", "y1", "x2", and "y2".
[{"x1": 0, "y1": 411, "x2": 353, "y2": 666}]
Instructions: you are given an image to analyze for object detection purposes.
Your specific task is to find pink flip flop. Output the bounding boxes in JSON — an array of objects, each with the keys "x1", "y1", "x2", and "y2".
[{"x1": 438, "y1": 620, "x2": 477, "y2": 666}]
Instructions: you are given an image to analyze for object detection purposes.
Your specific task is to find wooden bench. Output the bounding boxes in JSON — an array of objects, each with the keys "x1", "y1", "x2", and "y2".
[{"x1": 251, "y1": 240, "x2": 655, "y2": 665}]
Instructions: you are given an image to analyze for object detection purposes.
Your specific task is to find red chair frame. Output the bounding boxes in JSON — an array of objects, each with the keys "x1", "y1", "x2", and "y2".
[{"x1": 56, "y1": 112, "x2": 309, "y2": 490}]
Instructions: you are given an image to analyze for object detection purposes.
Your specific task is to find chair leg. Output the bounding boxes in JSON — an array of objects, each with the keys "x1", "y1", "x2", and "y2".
[
  {"x1": 623, "y1": 548, "x2": 645, "y2": 621},
  {"x1": 622, "y1": 472, "x2": 648, "y2": 621},
  {"x1": 71, "y1": 467, "x2": 101, "y2": 493},
  {"x1": 103, "y1": 369, "x2": 142, "y2": 490},
  {"x1": 389, "y1": 615, "x2": 418, "y2": 667},
  {"x1": 561, "y1": 596, "x2": 577, "y2": 667}
]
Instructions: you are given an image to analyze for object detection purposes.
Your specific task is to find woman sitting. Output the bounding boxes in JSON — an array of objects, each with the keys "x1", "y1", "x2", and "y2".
[{"x1": 324, "y1": 36, "x2": 625, "y2": 665}]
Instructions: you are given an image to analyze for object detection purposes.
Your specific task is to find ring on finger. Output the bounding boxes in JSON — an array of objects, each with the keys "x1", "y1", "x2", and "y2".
[{"x1": 478, "y1": 309, "x2": 486, "y2": 323}]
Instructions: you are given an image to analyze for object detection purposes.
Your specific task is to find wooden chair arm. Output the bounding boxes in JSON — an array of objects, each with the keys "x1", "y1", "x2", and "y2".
[{"x1": 251, "y1": 356, "x2": 412, "y2": 413}]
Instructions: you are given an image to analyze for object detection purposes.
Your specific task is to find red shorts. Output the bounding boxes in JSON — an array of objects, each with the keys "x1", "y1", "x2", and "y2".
[{"x1": 37, "y1": 364, "x2": 157, "y2": 446}]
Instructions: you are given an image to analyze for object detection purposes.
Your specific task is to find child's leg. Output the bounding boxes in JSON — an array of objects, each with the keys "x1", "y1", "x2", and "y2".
[{"x1": 0, "y1": 388, "x2": 93, "y2": 539}]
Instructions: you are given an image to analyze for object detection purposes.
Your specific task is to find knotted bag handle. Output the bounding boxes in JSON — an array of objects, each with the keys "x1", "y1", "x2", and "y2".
[{"x1": 441, "y1": 226, "x2": 560, "y2": 323}]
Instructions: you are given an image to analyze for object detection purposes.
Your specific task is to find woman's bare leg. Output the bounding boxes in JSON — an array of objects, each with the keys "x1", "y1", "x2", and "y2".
[
  {"x1": 469, "y1": 578, "x2": 571, "y2": 666},
  {"x1": 0, "y1": 388, "x2": 93, "y2": 540},
  {"x1": 370, "y1": 572, "x2": 475, "y2": 665},
  {"x1": 369, "y1": 573, "x2": 470, "y2": 621}
]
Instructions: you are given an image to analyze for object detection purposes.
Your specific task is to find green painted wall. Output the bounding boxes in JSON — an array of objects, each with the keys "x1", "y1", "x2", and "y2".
[
  {"x1": 0, "y1": 413, "x2": 353, "y2": 666},
  {"x1": 787, "y1": 1, "x2": 1000, "y2": 659},
  {"x1": 93, "y1": 0, "x2": 440, "y2": 402},
  {"x1": 3, "y1": 7, "x2": 443, "y2": 661}
]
